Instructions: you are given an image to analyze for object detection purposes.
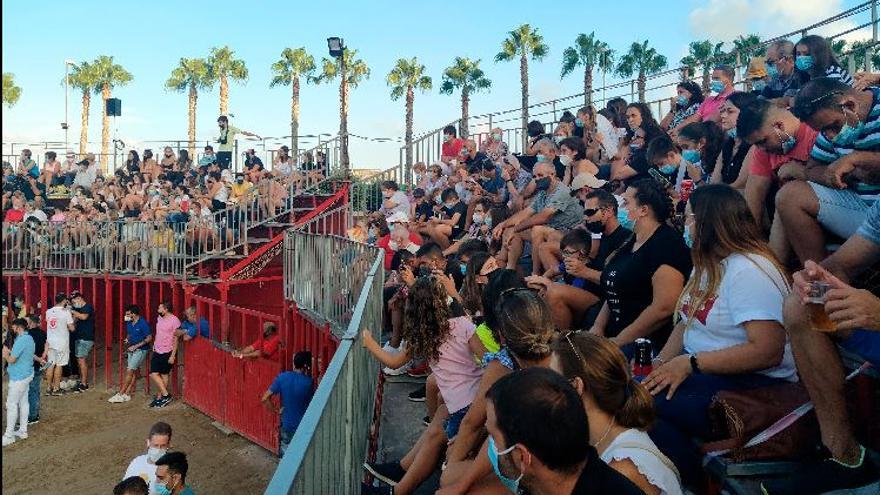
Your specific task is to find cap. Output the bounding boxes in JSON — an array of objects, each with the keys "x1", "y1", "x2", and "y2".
[
  {"x1": 76, "y1": 159, "x2": 89, "y2": 166},
  {"x1": 570, "y1": 173, "x2": 607, "y2": 194},
  {"x1": 386, "y1": 211, "x2": 410, "y2": 225},
  {"x1": 746, "y1": 56, "x2": 768, "y2": 79}
]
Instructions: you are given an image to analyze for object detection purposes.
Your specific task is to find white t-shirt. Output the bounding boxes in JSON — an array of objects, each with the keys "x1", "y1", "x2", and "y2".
[
  {"x1": 124, "y1": 454, "x2": 158, "y2": 495},
  {"x1": 381, "y1": 191, "x2": 410, "y2": 216},
  {"x1": 681, "y1": 253, "x2": 797, "y2": 382},
  {"x1": 595, "y1": 113, "x2": 621, "y2": 159},
  {"x1": 45, "y1": 305, "x2": 74, "y2": 350},
  {"x1": 601, "y1": 429, "x2": 683, "y2": 495}
]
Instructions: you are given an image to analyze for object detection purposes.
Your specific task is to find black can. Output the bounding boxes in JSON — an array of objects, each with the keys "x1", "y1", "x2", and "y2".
[{"x1": 634, "y1": 338, "x2": 653, "y2": 366}]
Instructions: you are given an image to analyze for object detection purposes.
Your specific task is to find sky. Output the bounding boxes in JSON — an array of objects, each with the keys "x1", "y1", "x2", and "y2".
[{"x1": 2, "y1": 0, "x2": 875, "y2": 168}]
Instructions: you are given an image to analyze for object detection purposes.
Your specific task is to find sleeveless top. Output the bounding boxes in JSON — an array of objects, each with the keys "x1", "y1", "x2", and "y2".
[
  {"x1": 720, "y1": 139, "x2": 750, "y2": 185},
  {"x1": 600, "y1": 429, "x2": 683, "y2": 495}
]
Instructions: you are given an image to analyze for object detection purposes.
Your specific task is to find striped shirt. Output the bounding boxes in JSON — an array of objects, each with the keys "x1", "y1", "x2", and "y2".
[
  {"x1": 824, "y1": 65, "x2": 854, "y2": 87},
  {"x1": 810, "y1": 86, "x2": 880, "y2": 202}
]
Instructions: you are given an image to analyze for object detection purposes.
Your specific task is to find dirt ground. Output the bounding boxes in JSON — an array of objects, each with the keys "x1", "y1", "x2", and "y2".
[{"x1": 2, "y1": 379, "x2": 278, "y2": 494}]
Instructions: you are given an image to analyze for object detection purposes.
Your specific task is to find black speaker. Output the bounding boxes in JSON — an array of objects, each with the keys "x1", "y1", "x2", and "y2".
[{"x1": 106, "y1": 98, "x2": 122, "y2": 117}]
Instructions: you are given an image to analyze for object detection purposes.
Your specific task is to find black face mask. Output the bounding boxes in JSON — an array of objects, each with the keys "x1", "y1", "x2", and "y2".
[
  {"x1": 584, "y1": 220, "x2": 604, "y2": 234},
  {"x1": 535, "y1": 177, "x2": 552, "y2": 191}
]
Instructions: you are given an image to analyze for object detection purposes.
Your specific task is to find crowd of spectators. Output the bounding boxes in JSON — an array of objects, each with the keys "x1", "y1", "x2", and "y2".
[{"x1": 355, "y1": 34, "x2": 880, "y2": 495}]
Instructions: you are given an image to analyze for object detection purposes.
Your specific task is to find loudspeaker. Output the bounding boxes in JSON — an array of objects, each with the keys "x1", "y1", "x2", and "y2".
[{"x1": 106, "y1": 98, "x2": 122, "y2": 117}]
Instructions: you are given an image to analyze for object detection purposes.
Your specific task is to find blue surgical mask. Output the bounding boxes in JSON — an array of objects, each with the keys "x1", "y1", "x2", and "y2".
[
  {"x1": 553, "y1": 135, "x2": 564, "y2": 144},
  {"x1": 660, "y1": 163, "x2": 678, "y2": 175},
  {"x1": 709, "y1": 80, "x2": 725, "y2": 94},
  {"x1": 682, "y1": 149, "x2": 701, "y2": 163},
  {"x1": 156, "y1": 479, "x2": 178, "y2": 495},
  {"x1": 488, "y1": 436, "x2": 523, "y2": 494},
  {"x1": 766, "y1": 63, "x2": 779, "y2": 79},
  {"x1": 676, "y1": 95, "x2": 689, "y2": 107},
  {"x1": 684, "y1": 224, "x2": 694, "y2": 249},
  {"x1": 775, "y1": 128, "x2": 797, "y2": 154},
  {"x1": 833, "y1": 107, "x2": 864, "y2": 146},
  {"x1": 795, "y1": 55, "x2": 814, "y2": 72},
  {"x1": 727, "y1": 128, "x2": 737, "y2": 139},
  {"x1": 752, "y1": 80, "x2": 767, "y2": 92},
  {"x1": 575, "y1": 118, "x2": 584, "y2": 128},
  {"x1": 618, "y1": 208, "x2": 635, "y2": 231},
  {"x1": 535, "y1": 154, "x2": 547, "y2": 163},
  {"x1": 460, "y1": 263, "x2": 467, "y2": 275}
]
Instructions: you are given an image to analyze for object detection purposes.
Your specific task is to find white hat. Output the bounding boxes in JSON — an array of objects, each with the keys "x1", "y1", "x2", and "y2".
[
  {"x1": 570, "y1": 173, "x2": 607, "y2": 194},
  {"x1": 386, "y1": 211, "x2": 410, "y2": 224}
]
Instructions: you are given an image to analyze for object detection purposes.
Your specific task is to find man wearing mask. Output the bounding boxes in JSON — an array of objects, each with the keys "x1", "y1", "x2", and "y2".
[
  {"x1": 69, "y1": 290, "x2": 95, "y2": 393},
  {"x1": 154, "y1": 452, "x2": 194, "y2": 495},
  {"x1": 761, "y1": 40, "x2": 802, "y2": 102},
  {"x1": 198, "y1": 145, "x2": 216, "y2": 170},
  {"x1": 3, "y1": 318, "x2": 36, "y2": 446},
  {"x1": 379, "y1": 180, "x2": 410, "y2": 217},
  {"x1": 229, "y1": 173, "x2": 254, "y2": 203},
  {"x1": 440, "y1": 125, "x2": 464, "y2": 164},
  {"x1": 109, "y1": 305, "x2": 152, "y2": 404},
  {"x1": 697, "y1": 65, "x2": 737, "y2": 124},
  {"x1": 44, "y1": 293, "x2": 75, "y2": 396},
  {"x1": 232, "y1": 322, "x2": 281, "y2": 360},
  {"x1": 215, "y1": 115, "x2": 261, "y2": 170},
  {"x1": 123, "y1": 421, "x2": 173, "y2": 495}
]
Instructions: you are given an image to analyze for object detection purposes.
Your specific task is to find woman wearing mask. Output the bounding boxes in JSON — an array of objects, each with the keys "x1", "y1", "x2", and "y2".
[
  {"x1": 142, "y1": 150, "x2": 160, "y2": 184},
  {"x1": 611, "y1": 103, "x2": 666, "y2": 185},
  {"x1": 480, "y1": 128, "x2": 509, "y2": 164},
  {"x1": 674, "y1": 121, "x2": 725, "y2": 185},
  {"x1": 524, "y1": 120, "x2": 551, "y2": 156},
  {"x1": 552, "y1": 332, "x2": 683, "y2": 495},
  {"x1": 590, "y1": 178, "x2": 692, "y2": 356},
  {"x1": 660, "y1": 81, "x2": 704, "y2": 137},
  {"x1": 794, "y1": 35, "x2": 854, "y2": 86},
  {"x1": 424, "y1": 163, "x2": 448, "y2": 195},
  {"x1": 559, "y1": 137, "x2": 599, "y2": 186},
  {"x1": 713, "y1": 92, "x2": 757, "y2": 189}
]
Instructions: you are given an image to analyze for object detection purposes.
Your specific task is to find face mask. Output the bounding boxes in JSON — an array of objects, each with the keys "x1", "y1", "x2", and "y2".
[
  {"x1": 488, "y1": 436, "x2": 523, "y2": 494},
  {"x1": 472, "y1": 213, "x2": 484, "y2": 224},
  {"x1": 574, "y1": 118, "x2": 584, "y2": 128},
  {"x1": 766, "y1": 63, "x2": 779, "y2": 79},
  {"x1": 535, "y1": 177, "x2": 551, "y2": 191},
  {"x1": 156, "y1": 478, "x2": 178, "y2": 495},
  {"x1": 553, "y1": 135, "x2": 564, "y2": 144},
  {"x1": 559, "y1": 154, "x2": 573, "y2": 166},
  {"x1": 460, "y1": 263, "x2": 467, "y2": 275},
  {"x1": 147, "y1": 447, "x2": 168, "y2": 463},
  {"x1": 618, "y1": 207, "x2": 635, "y2": 231},
  {"x1": 834, "y1": 107, "x2": 864, "y2": 146},
  {"x1": 683, "y1": 224, "x2": 694, "y2": 249},
  {"x1": 158, "y1": 310, "x2": 166, "y2": 317},
  {"x1": 535, "y1": 154, "x2": 547, "y2": 163},
  {"x1": 795, "y1": 55, "x2": 814, "y2": 72},
  {"x1": 727, "y1": 128, "x2": 738, "y2": 139},
  {"x1": 492, "y1": 133, "x2": 502, "y2": 141},
  {"x1": 388, "y1": 241, "x2": 399, "y2": 251},
  {"x1": 682, "y1": 149, "x2": 701, "y2": 163},
  {"x1": 445, "y1": 201, "x2": 457, "y2": 209},
  {"x1": 368, "y1": 227, "x2": 378, "y2": 239},
  {"x1": 443, "y1": 135, "x2": 452, "y2": 143},
  {"x1": 709, "y1": 80, "x2": 725, "y2": 94},
  {"x1": 660, "y1": 163, "x2": 678, "y2": 175},
  {"x1": 775, "y1": 128, "x2": 797, "y2": 154},
  {"x1": 14, "y1": 301, "x2": 23, "y2": 309},
  {"x1": 677, "y1": 95, "x2": 689, "y2": 106},
  {"x1": 236, "y1": 178, "x2": 244, "y2": 184},
  {"x1": 434, "y1": 195, "x2": 443, "y2": 205},
  {"x1": 585, "y1": 219, "x2": 604, "y2": 234},
  {"x1": 484, "y1": 216, "x2": 493, "y2": 228},
  {"x1": 124, "y1": 315, "x2": 132, "y2": 322},
  {"x1": 752, "y1": 80, "x2": 767, "y2": 92}
]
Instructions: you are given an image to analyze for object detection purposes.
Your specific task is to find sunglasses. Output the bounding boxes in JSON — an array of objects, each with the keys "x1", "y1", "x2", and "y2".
[
  {"x1": 583, "y1": 208, "x2": 600, "y2": 216},
  {"x1": 562, "y1": 330, "x2": 587, "y2": 365}
]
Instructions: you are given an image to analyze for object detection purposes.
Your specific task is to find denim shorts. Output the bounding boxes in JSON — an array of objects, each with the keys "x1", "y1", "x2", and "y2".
[
  {"x1": 444, "y1": 405, "x2": 470, "y2": 441},
  {"x1": 74, "y1": 339, "x2": 94, "y2": 359},
  {"x1": 807, "y1": 182, "x2": 869, "y2": 239},
  {"x1": 127, "y1": 348, "x2": 148, "y2": 370}
]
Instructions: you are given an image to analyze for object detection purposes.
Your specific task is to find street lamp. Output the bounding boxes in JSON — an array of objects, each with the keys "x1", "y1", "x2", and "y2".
[
  {"x1": 327, "y1": 37, "x2": 349, "y2": 175},
  {"x1": 63, "y1": 60, "x2": 76, "y2": 152}
]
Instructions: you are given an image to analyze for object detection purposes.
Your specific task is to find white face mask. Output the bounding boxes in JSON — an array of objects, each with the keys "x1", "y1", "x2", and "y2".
[
  {"x1": 124, "y1": 315, "x2": 132, "y2": 322},
  {"x1": 472, "y1": 213, "x2": 484, "y2": 224},
  {"x1": 147, "y1": 447, "x2": 168, "y2": 463},
  {"x1": 388, "y1": 241, "x2": 400, "y2": 251},
  {"x1": 559, "y1": 154, "x2": 573, "y2": 166}
]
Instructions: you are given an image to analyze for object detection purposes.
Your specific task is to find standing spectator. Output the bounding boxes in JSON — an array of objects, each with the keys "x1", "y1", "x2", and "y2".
[
  {"x1": 124, "y1": 421, "x2": 173, "y2": 495},
  {"x1": 261, "y1": 351, "x2": 315, "y2": 456},
  {"x1": 26, "y1": 315, "x2": 47, "y2": 425},
  {"x1": 232, "y1": 322, "x2": 281, "y2": 360},
  {"x1": 149, "y1": 302, "x2": 180, "y2": 408},
  {"x1": 114, "y1": 477, "x2": 149, "y2": 495},
  {"x1": 696, "y1": 65, "x2": 737, "y2": 124},
  {"x1": 177, "y1": 307, "x2": 210, "y2": 341},
  {"x1": 795, "y1": 35, "x2": 854, "y2": 86},
  {"x1": 215, "y1": 115, "x2": 261, "y2": 170},
  {"x1": 109, "y1": 305, "x2": 153, "y2": 403},
  {"x1": 154, "y1": 452, "x2": 194, "y2": 495},
  {"x1": 69, "y1": 290, "x2": 95, "y2": 393},
  {"x1": 45, "y1": 293, "x2": 75, "y2": 396},
  {"x1": 2, "y1": 318, "x2": 36, "y2": 447},
  {"x1": 761, "y1": 40, "x2": 802, "y2": 101}
]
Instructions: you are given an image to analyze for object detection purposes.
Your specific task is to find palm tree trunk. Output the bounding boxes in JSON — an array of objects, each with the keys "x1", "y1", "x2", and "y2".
[
  {"x1": 339, "y1": 63, "x2": 350, "y2": 175},
  {"x1": 460, "y1": 88, "x2": 470, "y2": 139},
  {"x1": 405, "y1": 86, "x2": 414, "y2": 171},
  {"x1": 292, "y1": 76, "x2": 300, "y2": 163},
  {"x1": 188, "y1": 83, "x2": 197, "y2": 158},
  {"x1": 101, "y1": 84, "x2": 111, "y2": 171},
  {"x1": 220, "y1": 75, "x2": 229, "y2": 115},
  {"x1": 638, "y1": 73, "x2": 646, "y2": 102},
  {"x1": 584, "y1": 65, "x2": 593, "y2": 107},
  {"x1": 701, "y1": 68, "x2": 710, "y2": 93},
  {"x1": 520, "y1": 52, "x2": 529, "y2": 152},
  {"x1": 79, "y1": 91, "x2": 90, "y2": 155}
]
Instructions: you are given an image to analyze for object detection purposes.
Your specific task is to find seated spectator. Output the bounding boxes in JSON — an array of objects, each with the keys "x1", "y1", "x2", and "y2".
[
  {"x1": 568, "y1": 171, "x2": 607, "y2": 204},
  {"x1": 16, "y1": 149, "x2": 39, "y2": 178},
  {"x1": 377, "y1": 212, "x2": 422, "y2": 271},
  {"x1": 660, "y1": 80, "x2": 703, "y2": 136},
  {"x1": 611, "y1": 103, "x2": 666, "y2": 185},
  {"x1": 676, "y1": 121, "x2": 725, "y2": 184},
  {"x1": 441, "y1": 125, "x2": 465, "y2": 164},
  {"x1": 483, "y1": 367, "x2": 645, "y2": 495},
  {"x1": 646, "y1": 135, "x2": 703, "y2": 194},
  {"x1": 379, "y1": 180, "x2": 410, "y2": 217},
  {"x1": 410, "y1": 188, "x2": 433, "y2": 223},
  {"x1": 527, "y1": 230, "x2": 599, "y2": 329},
  {"x1": 73, "y1": 154, "x2": 99, "y2": 192},
  {"x1": 643, "y1": 185, "x2": 795, "y2": 483},
  {"x1": 552, "y1": 332, "x2": 683, "y2": 495},
  {"x1": 781, "y1": 77, "x2": 879, "y2": 264},
  {"x1": 39, "y1": 151, "x2": 60, "y2": 187},
  {"x1": 176, "y1": 307, "x2": 210, "y2": 341},
  {"x1": 712, "y1": 92, "x2": 757, "y2": 189},
  {"x1": 762, "y1": 201, "x2": 880, "y2": 495},
  {"x1": 795, "y1": 34, "x2": 854, "y2": 86},
  {"x1": 746, "y1": 55, "x2": 769, "y2": 94},
  {"x1": 154, "y1": 452, "x2": 193, "y2": 495},
  {"x1": 761, "y1": 40, "x2": 802, "y2": 101},
  {"x1": 232, "y1": 322, "x2": 281, "y2": 360},
  {"x1": 696, "y1": 65, "x2": 737, "y2": 123},
  {"x1": 480, "y1": 128, "x2": 509, "y2": 164},
  {"x1": 123, "y1": 421, "x2": 173, "y2": 494},
  {"x1": 590, "y1": 178, "x2": 692, "y2": 356},
  {"x1": 417, "y1": 188, "x2": 467, "y2": 249},
  {"x1": 4, "y1": 196, "x2": 26, "y2": 223},
  {"x1": 114, "y1": 476, "x2": 149, "y2": 495},
  {"x1": 273, "y1": 145, "x2": 294, "y2": 177},
  {"x1": 229, "y1": 173, "x2": 254, "y2": 203},
  {"x1": 560, "y1": 137, "x2": 599, "y2": 185},
  {"x1": 477, "y1": 158, "x2": 506, "y2": 204},
  {"x1": 524, "y1": 120, "x2": 552, "y2": 157},
  {"x1": 423, "y1": 162, "x2": 448, "y2": 195},
  {"x1": 198, "y1": 145, "x2": 216, "y2": 169},
  {"x1": 262, "y1": 351, "x2": 314, "y2": 456}
]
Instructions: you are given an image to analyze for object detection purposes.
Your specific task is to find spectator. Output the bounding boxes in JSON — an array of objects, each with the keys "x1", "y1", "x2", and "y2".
[
  {"x1": 159, "y1": 147, "x2": 177, "y2": 173},
  {"x1": 198, "y1": 145, "x2": 216, "y2": 169},
  {"x1": 123, "y1": 421, "x2": 173, "y2": 495},
  {"x1": 479, "y1": 128, "x2": 509, "y2": 163},
  {"x1": 745, "y1": 55, "x2": 769, "y2": 94},
  {"x1": 477, "y1": 157, "x2": 506, "y2": 203},
  {"x1": 441, "y1": 125, "x2": 464, "y2": 163},
  {"x1": 761, "y1": 40, "x2": 802, "y2": 101},
  {"x1": 149, "y1": 302, "x2": 180, "y2": 408},
  {"x1": 120, "y1": 150, "x2": 141, "y2": 178},
  {"x1": 73, "y1": 153, "x2": 99, "y2": 191},
  {"x1": 232, "y1": 322, "x2": 281, "y2": 360},
  {"x1": 24, "y1": 197, "x2": 48, "y2": 222},
  {"x1": 379, "y1": 180, "x2": 410, "y2": 217},
  {"x1": 673, "y1": 121, "x2": 725, "y2": 185},
  {"x1": 20, "y1": 174, "x2": 47, "y2": 202},
  {"x1": 69, "y1": 290, "x2": 95, "y2": 393},
  {"x1": 646, "y1": 134, "x2": 704, "y2": 194},
  {"x1": 484, "y1": 367, "x2": 644, "y2": 495},
  {"x1": 525, "y1": 119, "x2": 552, "y2": 156},
  {"x1": 611, "y1": 103, "x2": 666, "y2": 184},
  {"x1": 244, "y1": 148, "x2": 264, "y2": 173},
  {"x1": 423, "y1": 162, "x2": 448, "y2": 195},
  {"x1": 39, "y1": 151, "x2": 60, "y2": 187},
  {"x1": 273, "y1": 145, "x2": 294, "y2": 177},
  {"x1": 560, "y1": 137, "x2": 599, "y2": 185},
  {"x1": 114, "y1": 476, "x2": 149, "y2": 495},
  {"x1": 712, "y1": 92, "x2": 757, "y2": 189},
  {"x1": 3, "y1": 195, "x2": 26, "y2": 222},
  {"x1": 418, "y1": 188, "x2": 467, "y2": 249},
  {"x1": 697, "y1": 65, "x2": 737, "y2": 123},
  {"x1": 109, "y1": 305, "x2": 152, "y2": 403},
  {"x1": 795, "y1": 34, "x2": 854, "y2": 86},
  {"x1": 2, "y1": 318, "x2": 36, "y2": 447},
  {"x1": 154, "y1": 452, "x2": 194, "y2": 495},
  {"x1": 17, "y1": 149, "x2": 39, "y2": 178},
  {"x1": 660, "y1": 80, "x2": 703, "y2": 136},
  {"x1": 229, "y1": 173, "x2": 254, "y2": 204},
  {"x1": 44, "y1": 292, "x2": 75, "y2": 396},
  {"x1": 261, "y1": 351, "x2": 315, "y2": 456},
  {"x1": 177, "y1": 307, "x2": 210, "y2": 341},
  {"x1": 216, "y1": 115, "x2": 261, "y2": 169},
  {"x1": 26, "y1": 315, "x2": 46, "y2": 425},
  {"x1": 378, "y1": 212, "x2": 422, "y2": 271}
]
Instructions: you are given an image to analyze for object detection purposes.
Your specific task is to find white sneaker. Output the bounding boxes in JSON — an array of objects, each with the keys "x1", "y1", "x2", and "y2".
[
  {"x1": 13, "y1": 431, "x2": 27, "y2": 439},
  {"x1": 108, "y1": 393, "x2": 123, "y2": 403},
  {"x1": 121, "y1": 394, "x2": 131, "y2": 402},
  {"x1": 2, "y1": 435, "x2": 15, "y2": 447},
  {"x1": 383, "y1": 362, "x2": 411, "y2": 376},
  {"x1": 61, "y1": 380, "x2": 74, "y2": 390}
]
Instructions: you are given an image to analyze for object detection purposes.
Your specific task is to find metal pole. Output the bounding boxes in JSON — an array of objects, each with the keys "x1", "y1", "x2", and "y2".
[
  {"x1": 873, "y1": 0, "x2": 878, "y2": 43},
  {"x1": 602, "y1": 70, "x2": 606, "y2": 106},
  {"x1": 64, "y1": 62, "x2": 70, "y2": 151}
]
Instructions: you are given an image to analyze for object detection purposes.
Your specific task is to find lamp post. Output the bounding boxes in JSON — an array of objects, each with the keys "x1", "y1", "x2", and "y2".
[
  {"x1": 327, "y1": 37, "x2": 348, "y2": 176},
  {"x1": 63, "y1": 60, "x2": 76, "y2": 152}
]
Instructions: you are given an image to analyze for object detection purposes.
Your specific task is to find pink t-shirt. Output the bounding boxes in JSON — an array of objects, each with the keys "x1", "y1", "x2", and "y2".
[
  {"x1": 697, "y1": 88, "x2": 736, "y2": 121},
  {"x1": 154, "y1": 314, "x2": 181, "y2": 354},
  {"x1": 431, "y1": 316, "x2": 483, "y2": 414}
]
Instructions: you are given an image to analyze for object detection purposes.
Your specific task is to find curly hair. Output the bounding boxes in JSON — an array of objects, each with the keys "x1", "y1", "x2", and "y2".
[{"x1": 403, "y1": 276, "x2": 451, "y2": 362}]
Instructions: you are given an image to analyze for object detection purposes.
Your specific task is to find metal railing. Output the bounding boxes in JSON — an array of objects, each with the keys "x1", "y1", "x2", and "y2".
[{"x1": 268, "y1": 233, "x2": 384, "y2": 494}]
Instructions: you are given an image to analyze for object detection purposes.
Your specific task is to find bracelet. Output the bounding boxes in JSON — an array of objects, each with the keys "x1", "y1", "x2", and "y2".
[
  {"x1": 690, "y1": 353, "x2": 702, "y2": 374},
  {"x1": 651, "y1": 356, "x2": 665, "y2": 364}
]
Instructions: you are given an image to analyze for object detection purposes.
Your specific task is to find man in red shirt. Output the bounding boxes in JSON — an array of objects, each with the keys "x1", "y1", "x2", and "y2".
[
  {"x1": 440, "y1": 125, "x2": 464, "y2": 164},
  {"x1": 233, "y1": 322, "x2": 281, "y2": 361},
  {"x1": 738, "y1": 99, "x2": 819, "y2": 258}
]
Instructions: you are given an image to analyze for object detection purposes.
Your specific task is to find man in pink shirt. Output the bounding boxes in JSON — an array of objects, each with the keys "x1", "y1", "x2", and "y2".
[
  {"x1": 697, "y1": 65, "x2": 737, "y2": 124},
  {"x1": 149, "y1": 302, "x2": 181, "y2": 408}
]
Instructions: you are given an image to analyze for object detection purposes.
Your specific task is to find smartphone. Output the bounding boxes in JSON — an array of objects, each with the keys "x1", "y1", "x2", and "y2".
[{"x1": 648, "y1": 168, "x2": 675, "y2": 190}]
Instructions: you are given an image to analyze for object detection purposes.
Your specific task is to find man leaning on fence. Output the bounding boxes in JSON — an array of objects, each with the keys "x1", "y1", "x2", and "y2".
[{"x1": 261, "y1": 351, "x2": 314, "y2": 456}]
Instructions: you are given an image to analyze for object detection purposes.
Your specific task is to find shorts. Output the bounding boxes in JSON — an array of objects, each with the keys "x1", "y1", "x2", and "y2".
[
  {"x1": 74, "y1": 339, "x2": 94, "y2": 359},
  {"x1": 841, "y1": 329, "x2": 880, "y2": 366},
  {"x1": 127, "y1": 348, "x2": 148, "y2": 370},
  {"x1": 807, "y1": 182, "x2": 869, "y2": 239},
  {"x1": 216, "y1": 151, "x2": 232, "y2": 170},
  {"x1": 150, "y1": 351, "x2": 173, "y2": 375},
  {"x1": 444, "y1": 405, "x2": 470, "y2": 441},
  {"x1": 48, "y1": 347, "x2": 70, "y2": 367}
]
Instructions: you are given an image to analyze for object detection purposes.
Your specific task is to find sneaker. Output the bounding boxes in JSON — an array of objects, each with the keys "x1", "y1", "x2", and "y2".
[
  {"x1": 408, "y1": 385, "x2": 426, "y2": 402},
  {"x1": 156, "y1": 395, "x2": 173, "y2": 408},
  {"x1": 760, "y1": 446, "x2": 880, "y2": 495},
  {"x1": 13, "y1": 430, "x2": 27, "y2": 440},
  {"x1": 60, "y1": 379, "x2": 74, "y2": 390},
  {"x1": 76, "y1": 383, "x2": 89, "y2": 393},
  {"x1": 406, "y1": 363, "x2": 430, "y2": 378},
  {"x1": 27, "y1": 417, "x2": 39, "y2": 425},
  {"x1": 2, "y1": 435, "x2": 15, "y2": 447},
  {"x1": 149, "y1": 397, "x2": 162, "y2": 408},
  {"x1": 45, "y1": 389, "x2": 57, "y2": 397},
  {"x1": 120, "y1": 394, "x2": 131, "y2": 402},
  {"x1": 360, "y1": 483, "x2": 393, "y2": 495},
  {"x1": 383, "y1": 362, "x2": 411, "y2": 376},
  {"x1": 421, "y1": 415, "x2": 430, "y2": 427},
  {"x1": 108, "y1": 393, "x2": 124, "y2": 403},
  {"x1": 362, "y1": 461, "x2": 405, "y2": 486}
]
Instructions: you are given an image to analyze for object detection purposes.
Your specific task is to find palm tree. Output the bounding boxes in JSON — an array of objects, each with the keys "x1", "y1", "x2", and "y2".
[
  {"x1": 207, "y1": 46, "x2": 248, "y2": 115},
  {"x1": 166, "y1": 58, "x2": 213, "y2": 157},
  {"x1": 679, "y1": 40, "x2": 727, "y2": 91},
  {"x1": 270, "y1": 47, "x2": 316, "y2": 159},
  {"x1": 92, "y1": 56, "x2": 133, "y2": 163},
  {"x1": 68, "y1": 62, "x2": 99, "y2": 155},
  {"x1": 495, "y1": 24, "x2": 549, "y2": 149},
  {"x1": 561, "y1": 32, "x2": 613, "y2": 106},
  {"x1": 732, "y1": 34, "x2": 764, "y2": 61},
  {"x1": 616, "y1": 40, "x2": 668, "y2": 102},
  {"x1": 387, "y1": 57, "x2": 433, "y2": 170},
  {"x1": 312, "y1": 48, "x2": 370, "y2": 174},
  {"x1": 439, "y1": 57, "x2": 491, "y2": 138},
  {"x1": 2, "y1": 73, "x2": 21, "y2": 107}
]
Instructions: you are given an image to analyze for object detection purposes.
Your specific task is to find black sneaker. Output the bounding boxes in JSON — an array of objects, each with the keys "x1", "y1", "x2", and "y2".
[
  {"x1": 362, "y1": 461, "x2": 405, "y2": 486},
  {"x1": 408, "y1": 385, "x2": 426, "y2": 402},
  {"x1": 27, "y1": 417, "x2": 39, "y2": 425},
  {"x1": 760, "y1": 447, "x2": 879, "y2": 495},
  {"x1": 421, "y1": 415, "x2": 430, "y2": 427},
  {"x1": 156, "y1": 395, "x2": 173, "y2": 408},
  {"x1": 73, "y1": 383, "x2": 89, "y2": 394},
  {"x1": 149, "y1": 397, "x2": 162, "y2": 408},
  {"x1": 360, "y1": 482, "x2": 393, "y2": 495},
  {"x1": 45, "y1": 389, "x2": 57, "y2": 397}
]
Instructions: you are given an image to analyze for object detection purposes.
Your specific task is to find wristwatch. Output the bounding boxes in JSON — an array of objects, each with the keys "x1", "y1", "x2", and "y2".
[{"x1": 689, "y1": 353, "x2": 701, "y2": 374}]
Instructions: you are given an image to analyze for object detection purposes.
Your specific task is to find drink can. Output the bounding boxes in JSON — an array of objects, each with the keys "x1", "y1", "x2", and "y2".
[
  {"x1": 633, "y1": 338, "x2": 653, "y2": 377},
  {"x1": 680, "y1": 180, "x2": 694, "y2": 204}
]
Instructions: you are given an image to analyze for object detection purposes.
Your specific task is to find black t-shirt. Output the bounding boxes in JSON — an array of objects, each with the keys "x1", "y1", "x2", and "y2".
[
  {"x1": 720, "y1": 139, "x2": 751, "y2": 185},
  {"x1": 442, "y1": 201, "x2": 468, "y2": 238},
  {"x1": 570, "y1": 447, "x2": 646, "y2": 495},
  {"x1": 21, "y1": 180, "x2": 46, "y2": 201},
  {"x1": 581, "y1": 225, "x2": 633, "y2": 296},
  {"x1": 624, "y1": 148, "x2": 653, "y2": 187},
  {"x1": 414, "y1": 201, "x2": 434, "y2": 222},
  {"x1": 73, "y1": 303, "x2": 95, "y2": 341},
  {"x1": 465, "y1": 152, "x2": 493, "y2": 170},
  {"x1": 245, "y1": 156, "x2": 264, "y2": 170},
  {"x1": 28, "y1": 328, "x2": 46, "y2": 371},
  {"x1": 600, "y1": 224, "x2": 691, "y2": 348}
]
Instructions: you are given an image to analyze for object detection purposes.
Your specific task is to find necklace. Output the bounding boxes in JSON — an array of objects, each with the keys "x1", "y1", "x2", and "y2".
[{"x1": 594, "y1": 418, "x2": 616, "y2": 449}]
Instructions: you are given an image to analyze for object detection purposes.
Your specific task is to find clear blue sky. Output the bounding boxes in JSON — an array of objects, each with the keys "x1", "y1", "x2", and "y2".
[{"x1": 2, "y1": 0, "x2": 873, "y2": 167}]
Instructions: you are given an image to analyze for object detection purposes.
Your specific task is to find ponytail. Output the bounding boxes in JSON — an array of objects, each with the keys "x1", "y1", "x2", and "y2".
[{"x1": 616, "y1": 378, "x2": 655, "y2": 430}]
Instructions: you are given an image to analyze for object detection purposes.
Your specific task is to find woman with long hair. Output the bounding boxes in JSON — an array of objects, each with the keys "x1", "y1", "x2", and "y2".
[
  {"x1": 675, "y1": 121, "x2": 725, "y2": 183},
  {"x1": 660, "y1": 80, "x2": 704, "y2": 136},
  {"x1": 642, "y1": 184, "x2": 795, "y2": 479},
  {"x1": 559, "y1": 137, "x2": 599, "y2": 185},
  {"x1": 551, "y1": 332, "x2": 682, "y2": 495},
  {"x1": 713, "y1": 92, "x2": 757, "y2": 189},
  {"x1": 795, "y1": 34, "x2": 854, "y2": 86},
  {"x1": 611, "y1": 103, "x2": 667, "y2": 185}
]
